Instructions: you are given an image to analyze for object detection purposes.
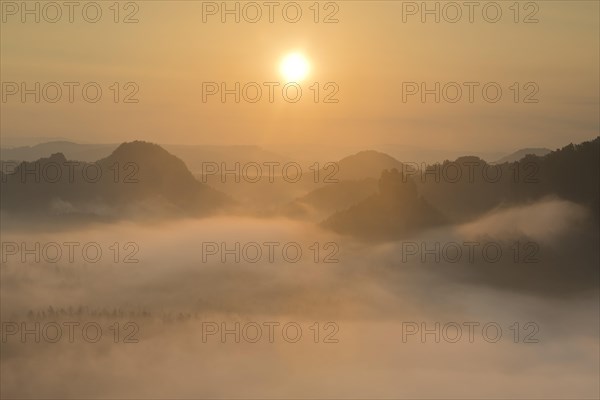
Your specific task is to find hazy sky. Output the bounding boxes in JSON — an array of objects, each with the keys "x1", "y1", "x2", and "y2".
[{"x1": 1, "y1": 1, "x2": 598, "y2": 152}]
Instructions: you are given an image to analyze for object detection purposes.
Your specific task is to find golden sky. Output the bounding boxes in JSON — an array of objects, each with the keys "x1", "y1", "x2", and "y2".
[{"x1": 1, "y1": 1, "x2": 599, "y2": 153}]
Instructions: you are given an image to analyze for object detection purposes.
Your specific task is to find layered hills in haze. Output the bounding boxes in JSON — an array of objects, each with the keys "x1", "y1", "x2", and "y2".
[
  {"x1": 1, "y1": 138, "x2": 598, "y2": 238},
  {"x1": 0, "y1": 141, "x2": 231, "y2": 221}
]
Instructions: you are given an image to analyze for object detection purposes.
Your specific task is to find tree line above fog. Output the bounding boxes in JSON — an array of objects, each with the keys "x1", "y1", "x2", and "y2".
[{"x1": 0, "y1": 138, "x2": 598, "y2": 239}]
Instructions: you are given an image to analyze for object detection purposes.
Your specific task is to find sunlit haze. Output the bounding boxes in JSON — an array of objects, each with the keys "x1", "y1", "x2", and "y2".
[{"x1": 1, "y1": 1, "x2": 599, "y2": 399}]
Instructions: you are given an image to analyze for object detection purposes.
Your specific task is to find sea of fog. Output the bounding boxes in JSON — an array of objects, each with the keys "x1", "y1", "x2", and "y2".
[{"x1": 1, "y1": 199, "x2": 598, "y2": 399}]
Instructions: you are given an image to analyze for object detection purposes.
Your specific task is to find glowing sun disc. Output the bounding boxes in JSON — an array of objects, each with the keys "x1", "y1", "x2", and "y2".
[{"x1": 280, "y1": 53, "x2": 310, "y2": 82}]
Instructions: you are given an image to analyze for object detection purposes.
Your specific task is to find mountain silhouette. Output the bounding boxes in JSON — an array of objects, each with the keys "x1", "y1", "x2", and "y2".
[
  {"x1": 0, "y1": 141, "x2": 231, "y2": 221},
  {"x1": 284, "y1": 178, "x2": 379, "y2": 220},
  {"x1": 320, "y1": 137, "x2": 599, "y2": 240},
  {"x1": 1, "y1": 141, "x2": 289, "y2": 176},
  {"x1": 0, "y1": 141, "x2": 117, "y2": 163},
  {"x1": 418, "y1": 137, "x2": 599, "y2": 223},
  {"x1": 492, "y1": 147, "x2": 552, "y2": 164},
  {"x1": 331, "y1": 150, "x2": 404, "y2": 180},
  {"x1": 322, "y1": 169, "x2": 446, "y2": 240}
]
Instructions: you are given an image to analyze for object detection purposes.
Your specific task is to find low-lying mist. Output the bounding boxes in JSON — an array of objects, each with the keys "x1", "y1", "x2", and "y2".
[{"x1": 1, "y1": 199, "x2": 598, "y2": 399}]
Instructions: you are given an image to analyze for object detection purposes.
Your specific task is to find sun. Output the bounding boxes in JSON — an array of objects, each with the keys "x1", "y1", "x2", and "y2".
[{"x1": 280, "y1": 53, "x2": 310, "y2": 82}]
